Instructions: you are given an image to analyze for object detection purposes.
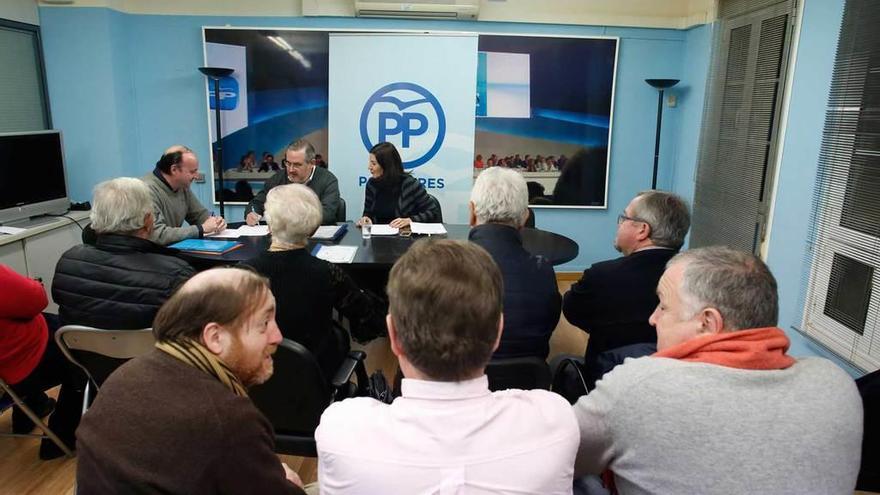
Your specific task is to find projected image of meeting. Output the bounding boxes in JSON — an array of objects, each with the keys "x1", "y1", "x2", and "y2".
[{"x1": 474, "y1": 35, "x2": 618, "y2": 208}]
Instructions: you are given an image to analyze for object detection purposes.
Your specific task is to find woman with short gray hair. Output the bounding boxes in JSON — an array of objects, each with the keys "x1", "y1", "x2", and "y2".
[{"x1": 244, "y1": 184, "x2": 385, "y2": 377}]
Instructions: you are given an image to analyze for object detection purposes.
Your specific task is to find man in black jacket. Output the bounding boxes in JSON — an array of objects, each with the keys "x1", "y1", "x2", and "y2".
[
  {"x1": 45, "y1": 177, "x2": 195, "y2": 458},
  {"x1": 562, "y1": 190, "x2": 690, "y2": 389},
  {"x1": 469, "y1": 167, "x2": 560, "y2": 360},
  {"x1": 245, "y1": 139, "x2": 340, "y2": 225},
  {"x1": 53, "y1": 177, "x2": 195, "y2": 330}
]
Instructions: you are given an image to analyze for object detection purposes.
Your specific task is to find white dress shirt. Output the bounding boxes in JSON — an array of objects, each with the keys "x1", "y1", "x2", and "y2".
[{"x1": 316, "y1": 375, "x2": 579, "y2": 494}]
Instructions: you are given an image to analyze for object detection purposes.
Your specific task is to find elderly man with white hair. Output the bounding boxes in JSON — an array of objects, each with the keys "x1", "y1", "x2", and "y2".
[
  {"x1": 469, "y1": 167, "x2": 561, "y2": 359},
  {"x1": 47, "y1": 177, "x2": 195, "y2": 459},
  {"x1": 244, "y1": 184, "x2": 385, "y2": 379},
  {"x1": 573, "y1": 246, "x2": 863, "y2": 495},
  {"x1": 54, "y1": 177, "x2": 195, "y2": 330}
]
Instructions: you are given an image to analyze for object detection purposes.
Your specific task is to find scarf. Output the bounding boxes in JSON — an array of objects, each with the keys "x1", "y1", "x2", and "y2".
[
  {"x1": 155, "y1": 339, "x2": 248, "y2": 397},
  {"x1": 652, "y1": 326, "x2": 796, "y2": 370}
]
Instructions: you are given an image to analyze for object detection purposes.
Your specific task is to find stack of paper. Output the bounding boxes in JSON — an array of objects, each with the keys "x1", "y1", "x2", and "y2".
[
  {"x1": 207, "y1": 225, "x2": 270, "y2": 238},
  {"x1": 370, "y1": 225, "x2": 399, "y2": 236},
  {"x1": 313, "y1": 245, "x2": 357, "y2": 263},
  {"x1": 411, "y1": 222, "x2": 447, "y2": 235}
]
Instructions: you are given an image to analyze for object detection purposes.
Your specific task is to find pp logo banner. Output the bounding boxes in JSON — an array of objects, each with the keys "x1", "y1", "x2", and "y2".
[
  {"x1": 359, "y1": 82, "x2": 446, "y2": 169},
  {"x1": 208, "y1": 76, "x2": 239, "y2": 111}
]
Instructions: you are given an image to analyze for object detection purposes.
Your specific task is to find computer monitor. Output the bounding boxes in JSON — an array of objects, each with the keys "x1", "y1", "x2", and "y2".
[{"x1": 0, "y1": 130, "x2": 70, "y2": 226}]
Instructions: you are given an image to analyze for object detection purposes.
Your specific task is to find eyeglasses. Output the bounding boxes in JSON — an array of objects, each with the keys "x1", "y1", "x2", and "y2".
[{"x1": 618, "y1": 214, "x2": 652, "y2": 229}]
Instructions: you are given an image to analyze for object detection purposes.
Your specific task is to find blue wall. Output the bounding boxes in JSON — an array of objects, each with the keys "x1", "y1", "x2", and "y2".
[{"x1": 38, "y1": 7, "x2": 704, "y2": 272}]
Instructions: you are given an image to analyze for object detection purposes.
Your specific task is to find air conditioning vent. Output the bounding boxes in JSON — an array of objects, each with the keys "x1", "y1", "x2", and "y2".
[{"x1": 353, "y1": 1, "x2": 479, "y2": 20}]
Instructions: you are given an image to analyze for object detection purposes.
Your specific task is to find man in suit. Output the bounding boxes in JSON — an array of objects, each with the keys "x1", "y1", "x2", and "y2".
[
  {"x1": 245, "y1": 139, "x2": 340, "y2": 225},
  {"x1": 468, "y1": 167, "x2": 560, "y2": 359},
  {"x1": 562, "y1": 190, "x2": 690, "y2": 390}
]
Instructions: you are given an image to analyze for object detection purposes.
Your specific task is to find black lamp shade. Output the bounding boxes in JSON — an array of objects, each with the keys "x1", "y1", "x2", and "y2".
[
  {"x1": 645, "y1": 78, "x2": 680, "y2": 90},
  {"x1": 198, "y1": 67, "x2": 234, "y2": 80}
]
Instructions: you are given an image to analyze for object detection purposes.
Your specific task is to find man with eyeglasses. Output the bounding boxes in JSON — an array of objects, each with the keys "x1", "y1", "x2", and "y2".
[
  {"x1": 244, "y1": 139, "x2": 340, "y2": 226},
  {"x1": 560, "y1": 190, "x2": 690, "y2": 393}
]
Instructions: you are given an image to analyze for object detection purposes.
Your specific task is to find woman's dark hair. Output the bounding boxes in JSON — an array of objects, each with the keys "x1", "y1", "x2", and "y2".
[{"x1": 370, "y1": 142, "x2": 404, "y2": 185}]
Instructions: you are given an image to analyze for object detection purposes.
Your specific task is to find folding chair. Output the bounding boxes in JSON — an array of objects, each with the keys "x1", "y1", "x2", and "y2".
[
  {"x1": 55, "y1": 325, "x2": 155, "y2": 412},
  {"x1": 0, "y1": 377, "x2": 74, "y2": 458}
]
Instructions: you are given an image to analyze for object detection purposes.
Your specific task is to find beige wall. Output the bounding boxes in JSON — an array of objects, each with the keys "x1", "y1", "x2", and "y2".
[
  {"x1": 38, "y1": 0, "x2": 716, "y2": 28},
  {"x1": 1, "y1": 0, "x2": 39, "y2": 25}
]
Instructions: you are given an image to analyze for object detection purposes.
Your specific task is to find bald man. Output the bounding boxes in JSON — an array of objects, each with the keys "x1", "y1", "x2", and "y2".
[
  {"x1": 141, "y1": 145, "x2": 226, "y2": 245},
  {"x1": 75, "y1": 268, "x2": 305, "y2": 494}
]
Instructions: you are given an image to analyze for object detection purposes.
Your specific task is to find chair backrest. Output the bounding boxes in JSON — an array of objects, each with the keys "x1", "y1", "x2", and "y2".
[
  {"x1": 55, "y1": 325, "x2": 155, "y2": 389},
  {"x1": 335, "y1": 197, "x2": 347, "y2": 223},
  {"x1": 249, "y1": 338, "x2": 332, "y2": 437},
  {"x1": 485, "y1": 356, "x2": 552, "y2": 391},
  {"x1": 428, "y1": 194, "x2": 443, "y2": 223}
]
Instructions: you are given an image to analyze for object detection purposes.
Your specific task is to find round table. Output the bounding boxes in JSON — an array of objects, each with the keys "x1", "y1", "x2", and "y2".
[{"x1": 182, "y1": 222, "x2": 579, "y2": 268}]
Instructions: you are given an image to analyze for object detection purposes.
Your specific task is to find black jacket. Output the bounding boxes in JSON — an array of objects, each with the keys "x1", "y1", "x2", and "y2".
[
  {"x1": 469, "y1": 224, "x2": 561, "y2": 359},
  {"x1": 362, "y1": 174, "x2": 440, "y2": 223},
  {"x1": 52, "y1": 234, "x2": 195, "y2": 329},
  {"x1": 562, "y1": 248, "x2": 677, "y2": 362},
  {"x1": 245, "y1": 166, "x2": 340, "y2": 225},
  {"x1": 243, "y1": 249, "x2": 385, "y2": 378}
]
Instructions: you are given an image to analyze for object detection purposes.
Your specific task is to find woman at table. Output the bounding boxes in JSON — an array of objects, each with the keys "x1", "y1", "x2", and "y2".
[
  {"x1": 243, "y1": 184, "x2": 385, "y2": 378},
  {"x1": 356, "y1": 142, "x2": 440, "y2": 229}
]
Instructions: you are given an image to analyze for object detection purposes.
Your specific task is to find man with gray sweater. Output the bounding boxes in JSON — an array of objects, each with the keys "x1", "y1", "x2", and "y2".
[
  {"x1": 141, "y1": 145, "x2": 226, "y2": 245},
  {"x1": 573, "y1": 246, "x2": 863, "y2": 495}
]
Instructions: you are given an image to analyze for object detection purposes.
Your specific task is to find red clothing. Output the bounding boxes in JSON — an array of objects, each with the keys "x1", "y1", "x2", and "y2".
[
  {"x1": 653, "y1": 326, "x2": 796, "y2": 370},
  {"x1": 0, "y1": 264, "x2": 49, "y2": 384}
]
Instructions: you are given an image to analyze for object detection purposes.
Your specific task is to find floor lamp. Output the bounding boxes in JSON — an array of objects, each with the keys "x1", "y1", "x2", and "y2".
[
  {"x1": 199, "y1": 66, "x2": 234, "y2": 217},
  {"x1": 645, "y1": 78, "x2": 679, "y2": 189}
]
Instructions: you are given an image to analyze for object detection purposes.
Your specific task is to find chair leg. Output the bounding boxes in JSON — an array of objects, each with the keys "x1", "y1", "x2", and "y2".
[{"x1": 0, "y1": 381, "x2": 73, "y2": 458}]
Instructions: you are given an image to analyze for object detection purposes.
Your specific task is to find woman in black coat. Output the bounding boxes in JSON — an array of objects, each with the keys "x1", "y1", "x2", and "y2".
[{"x1": 356, "y1": 142, "x2": 440, "y2": 229}]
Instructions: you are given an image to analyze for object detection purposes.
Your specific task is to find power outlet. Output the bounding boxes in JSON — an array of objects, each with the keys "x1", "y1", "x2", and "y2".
[{"x1": 195, "y1": 172, "x2": 206, "y2": 183}]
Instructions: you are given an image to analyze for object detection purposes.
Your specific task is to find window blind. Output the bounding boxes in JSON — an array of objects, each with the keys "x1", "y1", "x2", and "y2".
[
  {"x1": 800, "y1": 0, "x2": 880, "y2": 371},
  {"x1": 689, "y1": 0, "x2": 793, "y2": 252},
  {"x1": 0, "y1": 20, "x2": 49, "y2": 133}
]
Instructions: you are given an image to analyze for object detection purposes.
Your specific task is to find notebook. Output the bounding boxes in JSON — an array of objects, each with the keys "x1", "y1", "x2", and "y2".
[
  {"x1": 169, "y1": 239, "x2": 243, "y2": 255},
  {"x1": 311, "y1": 223, "x2": 348, "y2": 241}
]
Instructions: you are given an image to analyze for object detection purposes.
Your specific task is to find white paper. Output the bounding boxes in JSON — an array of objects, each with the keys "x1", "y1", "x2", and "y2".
[
  {"x1": 0, "y1": 226, "x2": 27, "y2": 235},
  {"x1": 410, "y1": 222, "x2": 447, "y2": 235},
  {"x1": 370, "y1": 224, "x2": 399, "y2": 236},
  {"x1": 206, "y1": 229, "x2": 242, "y2": 238},
  {"x1": 236, "y1": 225, "x2": 270, "y2": 236},
  {"x1": 312, "y1": 225, "x2": 343, "y2": 240},
  {"x1": 314, "y1": 245, "x2": 357, "y2": 264}
]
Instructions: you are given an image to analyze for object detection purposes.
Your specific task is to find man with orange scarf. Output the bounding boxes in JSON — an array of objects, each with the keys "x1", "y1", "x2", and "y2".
[{"x1": 572, "y1": 246, "x2": 863, "y2": 495}]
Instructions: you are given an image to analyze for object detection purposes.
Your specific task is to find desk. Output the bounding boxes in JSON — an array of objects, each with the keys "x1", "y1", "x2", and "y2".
[
  {"x1": 0, "y1": 212, "x2": 91, "y2": 312},
  {"x1": 182, "y1": 223, "x2": 578, "y2": 268}
]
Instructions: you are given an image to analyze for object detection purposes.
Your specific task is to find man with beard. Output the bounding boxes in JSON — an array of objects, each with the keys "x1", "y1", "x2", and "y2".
[
  {"x1": 562, "y1": 190, "x2": 690, "y2": 390},
  {"x1": 75, "y1": 268, "x2": 305, "y2": 494}
]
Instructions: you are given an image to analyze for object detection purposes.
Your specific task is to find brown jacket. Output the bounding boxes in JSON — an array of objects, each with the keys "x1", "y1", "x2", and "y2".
[{"x1": 76, "y1": 349, "x2": 304, "y2": 495}]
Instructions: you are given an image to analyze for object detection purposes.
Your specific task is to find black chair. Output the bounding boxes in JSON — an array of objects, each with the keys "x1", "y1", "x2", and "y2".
[
  {"x1": 485, "y1": 356, "x2": 552, "y2": 392},
  {"x1": 335, "y1": 197, "x2": 346, "y2": 223},
  {"x1": 524, "y1": 207, "x2": 536, "y2": 228},
  {"x1": 428, "y1": 194, "x2": 443, "y2": 223},
  {"x1": 249, "y1": 337, "x2": 368, "y2": 457}
]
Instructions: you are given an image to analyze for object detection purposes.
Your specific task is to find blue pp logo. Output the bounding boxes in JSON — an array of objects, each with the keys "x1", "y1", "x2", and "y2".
[
  {"x1": 360, "y1": 82, "x2": 446, "y2": 169},
  {"x1": 208, "y1": 76, "x2": 239, "y2": 111}
]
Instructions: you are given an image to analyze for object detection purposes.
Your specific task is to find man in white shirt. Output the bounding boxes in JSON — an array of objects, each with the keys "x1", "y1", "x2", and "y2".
[{"x1": 316, "y1": 240, "x2": 579, "y2": 494}]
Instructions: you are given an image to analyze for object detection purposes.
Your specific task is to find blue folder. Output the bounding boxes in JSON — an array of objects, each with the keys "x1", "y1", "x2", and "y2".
[{"x1": 169, "y1": 239, "x2": 241, "y2": 254}]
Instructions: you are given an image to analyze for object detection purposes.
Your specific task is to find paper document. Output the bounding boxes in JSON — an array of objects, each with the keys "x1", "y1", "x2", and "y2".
[
  {"x1": 237, "y1": 225, "x2": 270, "y2": 236},
  {"x1": 370, "y1": 224, "x2": 399, "y2": 236},
  {"x1": 0, "y1": 226, "x2": 27, "y2": 235},
  {"x1": 314, "y1": 245, "x2": 357, "y2": 264},
  {"x1": 311, "y1": 224, "x2": 347, "y2": 241},
  {"x1": 411, "y1": 222, "x2": 447, "y2": 235},
  {"x1": 207, "y1": 229, "x2": 242, "y2": 239}
]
